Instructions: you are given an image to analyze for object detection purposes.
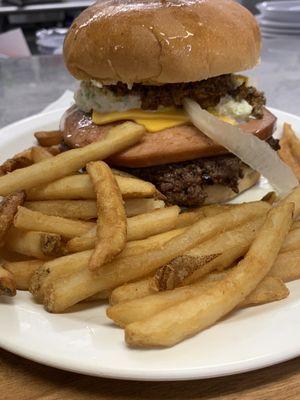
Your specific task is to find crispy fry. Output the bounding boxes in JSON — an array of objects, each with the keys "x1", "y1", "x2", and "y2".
[
  {"x1": 0, "y1": 191, "x2": 26, "y2": 246},
  {"x1": 14, "y1": 207, "x2": 94, "y2": 239},
  {"x1": 87, "y1": 161, "x2": 127, "y2": 271},
  {"x1": 153, "y1": 218, "x2": 264, "y2": 290},
  {"x1": 4, "y1": 227, "x2": 63, "y2": 260},
  {"x1": 31, "y1": 147, "x2": 54, "y2": 163},
  {"x1": 43, "y1": 201, "x2": 270, "y2": 312},
  {"x1": 110, "y1": 277, "x2": 156, "y2": 305},
  {"x1": 0, "y1": 122, "x2": 144, "y2": 196},
  {"x1": 270, "y1": 250, "x2": 300, "y2": 282},
  {"x1": 107, "y1": 276, "x2": 289, "y2": 327},
  {"x1": 32, "y1": 229, "x2": 184, "y2": 302},
  {"x1": 239, "y1": 276, "x2": 289, "y2": 307},
  {"x1": 125, "y1": 202, "x2": 293, "y2": 347},
  {"x1": 282, "y1": 185, "x2": 300, "y2": 217},
  {"x1": 3, "y1": 260, "x2": 43, "y2": 290},
  {"x1": 34, "y1": 130, "x2": 63, "y2": 147},
  {"x1": 0, "y1": 265, "x2": 16, "y2": 296},
  {"x1": 281, "y1": 228, "x2": 300, "y2": 252},
  {"x1": 26, "y1": 174, "x2": 156, "y2": 200},
  {"x1": 66, "y1": 206, "x2": 180, "y2": 252},
  {"x1": 279, "y1": 123, "x2": 300, "y2": 180},
  {"x1": 292, "y1": 220, "x2": 300, "y2": 230},
  {"x1": 25, "y1": 200, "x2": 98, "y2": 220}
]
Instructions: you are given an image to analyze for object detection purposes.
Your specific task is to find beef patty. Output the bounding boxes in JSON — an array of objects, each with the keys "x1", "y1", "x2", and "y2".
[{"x1": 122, "y1": 138, "x2": 280, "y2": 207}]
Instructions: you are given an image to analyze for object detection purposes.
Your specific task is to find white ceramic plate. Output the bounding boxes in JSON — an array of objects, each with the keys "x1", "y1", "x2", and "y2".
[{"x1": 0, "y1": 107, "x2": 300, "y2": 381}]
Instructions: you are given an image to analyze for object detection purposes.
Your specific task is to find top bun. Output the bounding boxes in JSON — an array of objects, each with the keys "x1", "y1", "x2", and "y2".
[{"x1": 64, "y1": 0, "x2": 261, "y2": 85}]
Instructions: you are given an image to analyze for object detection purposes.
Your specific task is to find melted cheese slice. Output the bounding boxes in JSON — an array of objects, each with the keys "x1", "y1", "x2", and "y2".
[{"x1": 92, "y1": 107, "x2": 236, "y2": 133}]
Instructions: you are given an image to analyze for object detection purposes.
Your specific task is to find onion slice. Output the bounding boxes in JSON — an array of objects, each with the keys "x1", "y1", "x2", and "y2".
[{"x1": 184, "y1": 98, "x2": 298, "y2": 195}]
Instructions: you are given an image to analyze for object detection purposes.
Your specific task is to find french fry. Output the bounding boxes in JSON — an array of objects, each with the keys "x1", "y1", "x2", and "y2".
[
  {"x1": 3, "y1": 260, "x2": 43, "y2": 290},
  {"x1": 0, "y1": 191, "x2": 26, "y2": 246},
  {"x1": 110, "y1": 277, "x2": 156, "y2": 305},
  {"x1": 87, "y1": 161, "x2": 127, "y2": 271},
  {"x1": 153, "y1": 218, "x2": 264, "y2": 290},
  {"x1": 43, "y1": 201, "x2": 270, "y2": 312},
  {"x1": 4, "y1": 227, "x2": 63, "y2": 260},
  {"x1": 31, "y1": 147, "x2": 54, "y2": 163},
  {"x1": 281, "y1": 228, "x2": 300, "y2": 252},
  {"x1": 14, "y1": 207, "x2": 94, "y2": 239},
  {"x1": 25, "y1": 200, "x2": 98, "y2": 220},
  {"x1": 66, "y1": 206, "x2": 180, "y2": 252},
  {"x1": 125, "y1": 201, "x2": 293, "y2": 347},
  {"x1": 34, "y1": 130, "x2": 63, "y2": 147},
  {"x1": 26, "y1": 174, "x2": 156, "y2": 200},
  {"x1": 291, "y1": 220, "x2": 300, "y2": 230},
  {"x1": 107, "y1": 276, "x2": 289, "y2": 327},
  {"x1": 239, "y1": 276, "x2": 289, "y2": 307},
  {"x1": 32, "y1": 229, "x2": 184, "y2": 302},
  {"x1": 270, "y1": 250, "x2": 300, "y2": 282},
  {"x1": 25, "y1": 198, "x2": 165, "y2": 220},
  {"x1": 0, "y1": 266, "x2": 16, "y2": 296},
  {"x1": 279, "y1": 123, "x2": 300, "y2": 180},
  {"x1": 0, "y1": 122, "x2": 145, "y2": 196},
  {"x1": 124, "y1": 198, "x2": 165, "y2": 217},
  {"x1": 282, "y1": 186, "x2": 300, "y2": 217}
]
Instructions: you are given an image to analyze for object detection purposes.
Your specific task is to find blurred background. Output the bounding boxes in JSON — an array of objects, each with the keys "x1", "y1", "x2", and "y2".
[{"x1": 0, "y1": 0, "x2": 299, "y2": 57}]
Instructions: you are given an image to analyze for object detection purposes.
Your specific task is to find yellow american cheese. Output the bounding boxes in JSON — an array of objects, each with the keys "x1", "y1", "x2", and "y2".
[{"x1": 92, "y1": 107, "x2": 237, "y2": 133}]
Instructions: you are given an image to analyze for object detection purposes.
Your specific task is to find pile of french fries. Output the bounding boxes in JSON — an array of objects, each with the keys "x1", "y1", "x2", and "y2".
[{"x1": 0, "y1": 121, "x2": 300, "y2": 348}]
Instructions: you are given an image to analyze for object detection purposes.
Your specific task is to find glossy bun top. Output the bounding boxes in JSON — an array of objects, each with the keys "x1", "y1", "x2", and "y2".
[{"x1": 64, "y1": 0, "x2": 261, "y2": 85}]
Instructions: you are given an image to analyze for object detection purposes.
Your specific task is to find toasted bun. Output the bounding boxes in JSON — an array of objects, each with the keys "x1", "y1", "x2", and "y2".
[
  {"x1": 64, "y1": 0, "x2": 261, "y2": 85},
  {"x1": 203, "y1": 167, "x2": 260, "y2": 204}
]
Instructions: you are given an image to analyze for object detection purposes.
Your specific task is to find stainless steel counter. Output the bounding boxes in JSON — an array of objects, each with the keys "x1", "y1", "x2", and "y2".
[{"x1": 0, "y1": 36, "x2": 300, "y2": 128}]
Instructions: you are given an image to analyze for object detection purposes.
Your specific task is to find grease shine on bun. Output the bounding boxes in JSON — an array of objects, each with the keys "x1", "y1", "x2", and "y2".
[{"x1": 64, "y1": 0, "x2": 261, "y2": 85}]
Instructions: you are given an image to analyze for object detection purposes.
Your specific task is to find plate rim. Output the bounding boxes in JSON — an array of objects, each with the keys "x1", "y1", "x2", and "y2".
[{"x1": 0, "y1": 106, "x2": 299, "y2": 381}]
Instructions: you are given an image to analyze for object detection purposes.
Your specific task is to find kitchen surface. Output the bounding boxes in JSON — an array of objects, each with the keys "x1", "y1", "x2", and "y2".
[{"x1": 1, "y1": 1, "x2": 300, "y2": 399}]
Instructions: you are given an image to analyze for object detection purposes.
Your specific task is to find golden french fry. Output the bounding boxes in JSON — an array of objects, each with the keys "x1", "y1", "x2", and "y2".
[
  {"x1": 291, "y1": 220, "x2": 300, "y2": 230},
  {"x1": 110, "y1": 277, "x2": 156, "y2": 306},
  {"x1": 4, "y1": 227, "x2": 63, "y2": 260},
  {"x1": 43, "y1": 201, "x2": 270, "y2": 312},
  {"x1": 34, "y1": 130, "x2": 63, "y2": 147},
  {"x1": 0, "y1": 191, "x2": 26, "y2": 246},
  {"x1": 270, "y1": 250, "x2": 300, "y2": 282},
  {"x1": 66, "y1": 206, "x2": 180, "y2": 253},
  {"x1": 0, "y1": 122, "x2": 144, "y2": 196},
  {"x1": 282, "y1": 186, "x2": 300, "y2": 217},
  {"x1": 239, "y1": 276, "x2": 289, "y2": 307},
  {"x1": 0, "y1": 265, "x2": 16, "y2": 296},
  {"x1": 279, "y1": 123, "x2": 300, "y2": 180},
  {"x1": 32, "y1": 229, "x2": 184, "y2": 302},
  {"x1": 3, "y1": 260, "x2": 43, "y2": 290},
  {"x1": 25, "y1": 200, "x2": 98, "y2": 220},
  {"x1": 153, "y1": 218, "x2": 264, "y2": 290},
  {"x1": 31, "y1": 147, "x2": 54, "y2": 163},
  {"x1": 107, "y1": 275, "x2": 289, "y2": 327},
  {"x1": 87, "y1": 161, "x2": 127, "y2": 271},
  {"x1": 281, "y1": 228, "x2": 300, "y2": 252},
  {"x1": 14, "y1": 207, "x2": 94, "y2": 239},
  {"x1": 26, "y1": 174, "x2": 155, "y2": 201},
  {"x1": 125, "y1": 201, "x2": 293, "y2": 347}
]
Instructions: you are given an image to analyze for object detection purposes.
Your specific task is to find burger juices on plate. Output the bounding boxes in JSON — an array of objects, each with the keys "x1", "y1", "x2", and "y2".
[{"x1": 62, "y1": 0, "x2": 278, "y2": 207}]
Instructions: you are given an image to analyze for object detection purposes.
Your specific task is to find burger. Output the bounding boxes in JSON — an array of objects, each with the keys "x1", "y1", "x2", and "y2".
[{"x1": 62, "y1": 0, "x2": 278, "y2": 207}]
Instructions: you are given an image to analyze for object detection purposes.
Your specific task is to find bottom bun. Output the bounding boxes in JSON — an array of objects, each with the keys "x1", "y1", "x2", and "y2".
[{"x1": 203, "y1": 167, "x2": 260, "y2": 205}]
